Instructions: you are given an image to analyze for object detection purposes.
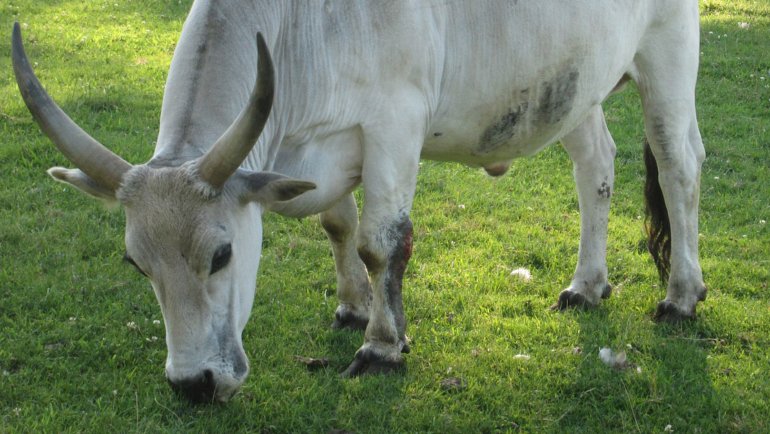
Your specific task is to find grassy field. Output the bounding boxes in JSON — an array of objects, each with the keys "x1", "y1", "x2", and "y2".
[{"x1": 1, "y1": 1, "x2": 769, "y2": 432}]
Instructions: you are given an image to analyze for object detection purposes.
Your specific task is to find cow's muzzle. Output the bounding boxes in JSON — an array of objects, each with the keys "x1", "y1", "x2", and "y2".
[{"x1": 168, "y1": 370, "x2": 239, "y2": 404}]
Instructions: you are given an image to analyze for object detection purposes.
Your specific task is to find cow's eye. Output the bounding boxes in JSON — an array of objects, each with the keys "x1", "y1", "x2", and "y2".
[
  {"x1": 211, "y1": 244, "x2": 232, "y2": 275},
  {"x1": 123, "y1": 253, "x2": 148, "y2": 277}
]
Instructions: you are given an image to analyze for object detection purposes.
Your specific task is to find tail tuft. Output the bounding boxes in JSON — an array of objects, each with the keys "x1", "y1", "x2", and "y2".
[{"x1": 644, "y1": 140, "x2": 671, "y2": 285}]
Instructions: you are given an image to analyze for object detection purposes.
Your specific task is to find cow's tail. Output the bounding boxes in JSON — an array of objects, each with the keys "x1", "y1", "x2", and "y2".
[{"x1": 643, "y1": 139, "x2": 670, "y2": 285}]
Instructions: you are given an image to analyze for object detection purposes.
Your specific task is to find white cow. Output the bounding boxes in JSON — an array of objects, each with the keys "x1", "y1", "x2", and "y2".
[{"x1": 12, "y1": 0, "x2": 707, "y2": 402}]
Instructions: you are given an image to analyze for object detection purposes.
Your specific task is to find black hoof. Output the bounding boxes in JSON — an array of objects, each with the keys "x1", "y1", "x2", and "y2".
[
  {"x1": 340, "y1": 349, "x2": 405, "y2": 378},
  {"x1": 654, "y1": 301, "x2": 696, "y2": 323},
  {"x1": 550, "y1": 290, "x2": 595, "y2": 311},
  {"x1": 331, "y1": 310, "x2": 369, "y2": 331},
  {"x1": 401, "y1": 342, "x2": 411, "y2": 354},
  {"x1": 601, "y1": 283, "x2": 612, "y2": 299}
]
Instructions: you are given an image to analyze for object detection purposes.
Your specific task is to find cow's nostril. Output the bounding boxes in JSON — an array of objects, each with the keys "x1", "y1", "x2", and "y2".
[{"x1": 169, "y1": 371, "x2": 217, "y2": 404}]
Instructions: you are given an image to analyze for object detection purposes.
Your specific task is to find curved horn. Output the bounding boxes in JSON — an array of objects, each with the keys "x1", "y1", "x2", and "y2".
[
  {"x1": 197, "y1": 32, "x2": 275, "y2": 189},
  {"x1": 12, "y1": 23, "x2": 131, "y2": 192}
]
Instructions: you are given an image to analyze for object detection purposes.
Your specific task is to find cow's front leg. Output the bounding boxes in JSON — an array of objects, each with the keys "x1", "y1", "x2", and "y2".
[
  {"x1": 553, "y1": 106, "x2": 616, "y2": 310},
  {"x1": 321, "y1": 193, "x2": 372, "y2": 330},
  {"x1": 341, "y1": 107, "x2": 422, "y2": 377},
  {"x1": 342, "y1": 215, "x2": 413, "y2": 377}
]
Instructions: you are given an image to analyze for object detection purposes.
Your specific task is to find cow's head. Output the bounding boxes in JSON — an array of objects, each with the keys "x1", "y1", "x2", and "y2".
[{"x1": 12, "y1": 23, "x2": 314, "y2": 402}]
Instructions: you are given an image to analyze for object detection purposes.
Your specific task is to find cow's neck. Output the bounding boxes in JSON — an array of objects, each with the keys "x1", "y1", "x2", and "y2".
[{"x1": 150, "y1": 0, "x2": 286, "y2": 172}]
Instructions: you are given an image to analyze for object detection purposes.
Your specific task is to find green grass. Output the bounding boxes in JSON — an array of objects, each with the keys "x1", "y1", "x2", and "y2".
[{"x1": 1, "y1": 1, "x2": 769, "y2": 432}]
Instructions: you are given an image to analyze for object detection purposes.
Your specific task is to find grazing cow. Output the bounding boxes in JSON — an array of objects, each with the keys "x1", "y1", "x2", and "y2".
[{"x1": 12, "y1": 0, "x2": 707, "y2": 403}]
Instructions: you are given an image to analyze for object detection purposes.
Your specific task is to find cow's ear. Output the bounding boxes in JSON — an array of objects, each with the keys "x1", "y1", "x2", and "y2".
[
  {"x1": 234, "y1": 171, "x2": 316, "y2": 204},
  {"x1": 48, "y1": 167, "x2": 118, "y2": 202}
]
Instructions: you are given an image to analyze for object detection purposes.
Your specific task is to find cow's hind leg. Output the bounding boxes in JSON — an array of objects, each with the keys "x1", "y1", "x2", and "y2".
[
  {"x1": 552, "y1": 106, "x2": 616, "y2": 310},
  {"x1": 321, "y1": 193, "x2": 372, "y2": 330},
  {"x1": 635, "y1": 4, "x2": 707, "y2": 321}
]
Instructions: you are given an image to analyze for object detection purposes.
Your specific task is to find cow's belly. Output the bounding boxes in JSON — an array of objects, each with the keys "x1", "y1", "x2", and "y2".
[
  {"x1": 422, "y1": 71, "x2": 591, "y2": 167},
  {"x1": 422, "y1": 110, "x2": 563, "y2": 166}
]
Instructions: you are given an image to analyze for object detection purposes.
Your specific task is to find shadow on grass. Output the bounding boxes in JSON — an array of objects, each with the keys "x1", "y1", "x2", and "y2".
[
  {"x1": 323, "y1": 326, "x2": 410, "y2": 432},
  {"x1": 142, "y1": 327, "x2": 408, "y2": 432},
  {"x1": 554, "y1": 305, "x2": 720, "y2": 432}
]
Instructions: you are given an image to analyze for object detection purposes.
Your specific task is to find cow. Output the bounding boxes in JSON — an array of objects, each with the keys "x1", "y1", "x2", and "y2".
[{"x1": 12, "y1": 0, "x2": 707, "y2": 403}]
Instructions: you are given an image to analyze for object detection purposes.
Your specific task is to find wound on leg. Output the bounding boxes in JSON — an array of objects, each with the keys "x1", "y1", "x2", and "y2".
[{"x1": 384, "y1": 218, "x2": 413, "y2": 340}]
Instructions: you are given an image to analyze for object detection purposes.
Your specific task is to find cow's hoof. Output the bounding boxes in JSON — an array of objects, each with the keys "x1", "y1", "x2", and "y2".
[
  {"x1": 550, "y1": 289, "x2": 597, "y2": 311},
  {"x1": 601, "y1": 283, "x2": 612, "y2": 299},
  {"x1": 654, "y1": 301, "x2": 696, "y2": 323},
  {"x1": 340, "y1": 347, "x2": 406, "y2": 378},
  {"x1": 341, "y1": 357, "x2": 405, "y2": 377},
  {"x1": 331, "y1": 307, "x2": 369, "y2": 331},
  {"x1": 696, "y1": 285, "x2": 708, "y2": 302}
]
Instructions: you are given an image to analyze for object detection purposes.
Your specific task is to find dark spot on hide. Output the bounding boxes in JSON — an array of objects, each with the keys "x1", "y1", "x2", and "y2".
[
  {"x1": 538, "y1": 69, "x2": 579, "y2": 125},
  {"x1": 597, "y1": 181, "x2": 611, "y2": 199},
  {"x1": 196, "y1": 40, "x2": 208, "y2": 56},
  {"x1": 433, "y1": 132, "x2": 443, "y2": 137},
  {"x1": 649, "y1": 116, "x2": 676, "y2": 161},
  {"x1": 478, "y1": 102, "x2": 528, "y2": 154}
]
